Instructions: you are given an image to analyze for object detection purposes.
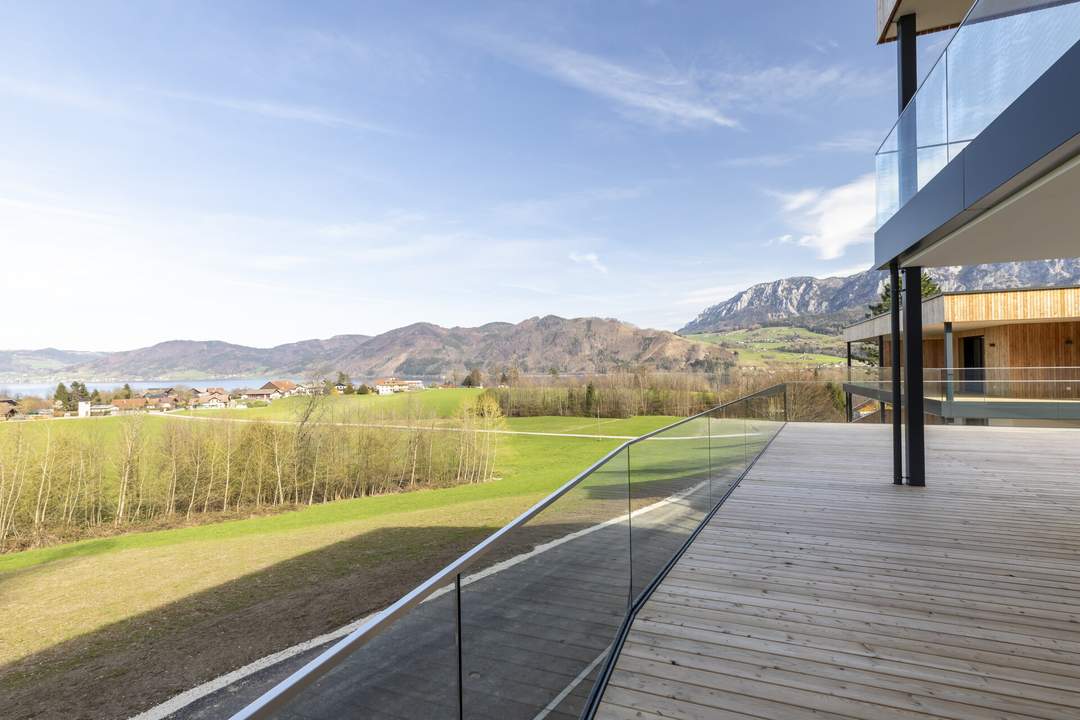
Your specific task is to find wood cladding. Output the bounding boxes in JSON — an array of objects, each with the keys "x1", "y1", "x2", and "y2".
[{"x1": 944, "y1": 287, "x2": 1080, "y2": 323}]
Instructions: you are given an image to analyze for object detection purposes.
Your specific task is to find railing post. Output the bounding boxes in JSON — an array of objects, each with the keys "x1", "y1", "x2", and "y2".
[
  {"x1": 846, "y1": 342, "x2": 853, "y2": 422},
  {"x1": 944, "y1": 321, "x2": 955, "y2": 407},
  {"x1": 625, "y1": 445, "x2": 633, "y2": 610},
  {"x1": 456, "y1": 573, "x2": 463, "y2": 720},
  {"x1": 707, "y1": 413, "x2": 712, "y2": 508},
  {"x1": 890, "y1": 262, "x2": 904, "y2": 485}
]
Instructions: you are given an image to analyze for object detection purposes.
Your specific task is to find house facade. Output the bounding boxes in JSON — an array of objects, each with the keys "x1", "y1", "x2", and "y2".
[{"x1": 844, "y1": 286, "x2": 1080, "y2": 423}]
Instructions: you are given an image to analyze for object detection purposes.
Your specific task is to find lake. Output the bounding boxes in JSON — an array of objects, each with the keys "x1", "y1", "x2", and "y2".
[{"x1": 0, "y1": 378, "x2": 292, "y2": 399}]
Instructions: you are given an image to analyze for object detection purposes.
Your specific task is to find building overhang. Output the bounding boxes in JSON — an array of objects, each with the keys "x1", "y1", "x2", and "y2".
[
  {"x1": 843, "y1": 286, "x2": 1080, "y2": 342},
  {"x1": 876, "y1": 0, "x2": 970, "y2": 44}
]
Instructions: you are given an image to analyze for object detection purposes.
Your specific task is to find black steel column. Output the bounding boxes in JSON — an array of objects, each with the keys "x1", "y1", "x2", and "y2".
[
  {"x1": 903, "y1": 266, "x2": 926, "y2": 486},
  {"x1": 845, "y1": 341, "x2": 853, "y2": 422},
  {"x1": 897, "y1": 13, "x2": 918, "y2": 206},
  {"x1": 889, "y1": 262, "x2": 903, "y2": 484},
  {"x1": 891, "y1": 13, "x2": 916, "y2": 485}
]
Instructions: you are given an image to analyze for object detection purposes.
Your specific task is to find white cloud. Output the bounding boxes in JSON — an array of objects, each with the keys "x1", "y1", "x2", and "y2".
[
  {"x1": 491, "y1": 186, "x2": 643, "y2": 227},
  {"x1": 677, "y1": 285, "x2": 741, "y2": 306},
  {"x1": 814, "y1": 263, "x2": 873, "y2": 279},
  {"x1": 814, "y1": 130, "x2": 883, "y2": 154},
  {"x1": 0, "y1": 75, "x2": 121, "y2": 114},
  {"x1": 774, "y1": 173, "x2": 876, "y2": 260},
  {"x1": 157, "y1": 90, "x2": 394, "y2": 134},
  {"x1": 719, "y1": 153, "x2": 797, "y2": 168},
  {"x1": 474, "y1": 35, "x2": 738, "y2": 129},
  {"x1": 568, "y1": 251, "x2": 608, "y2": 274},
  {"x1": 703, "y1": 64, "x2": 885, "y2": 115},
  {"x1": 471, "y1": 31, "x2": 884, "y2": 131}
]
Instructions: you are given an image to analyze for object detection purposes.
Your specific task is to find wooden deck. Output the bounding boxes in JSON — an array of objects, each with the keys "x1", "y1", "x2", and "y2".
[{"x1": 598, "y1": 422, "x2": 1080, "y2": 720}]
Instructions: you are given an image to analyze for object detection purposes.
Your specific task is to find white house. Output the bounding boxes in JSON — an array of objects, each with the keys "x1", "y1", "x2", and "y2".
[{"x1": 77, "y1": 401, "x2": 117, "y2": 418}]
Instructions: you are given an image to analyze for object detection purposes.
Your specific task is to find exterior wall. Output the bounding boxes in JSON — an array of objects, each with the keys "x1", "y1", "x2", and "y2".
[
  {"x1": 945, "y1": 288, "x2": 1080, "y2": 324},
  {"x1": 1003, "y1": 321, "x2": 1080, "y2": 367},
  {"x1": 879, "y1": 320, "x2": 1078, "y2": 369}
]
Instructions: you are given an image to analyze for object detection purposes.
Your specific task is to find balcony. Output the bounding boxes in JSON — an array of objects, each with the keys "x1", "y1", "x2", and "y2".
[
  {"x1": 874, "y1": 0, "x2": 1080, "y2": 266},
  {"x1": 227, "y1": 385, "x2": 1080, "y2": 719}
]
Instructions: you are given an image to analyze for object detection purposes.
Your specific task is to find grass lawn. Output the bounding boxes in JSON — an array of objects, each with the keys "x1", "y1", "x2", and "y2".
[
  {"x1": 0, "y1": 404, "x2": 680, "y2": 719},
  {"x1": 689, "y1": 326, "x2": 846, "y2": 367}
]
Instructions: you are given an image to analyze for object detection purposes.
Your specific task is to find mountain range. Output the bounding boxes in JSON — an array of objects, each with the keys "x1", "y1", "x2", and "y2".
[
  {"x1": 0, "y1": 316, "x2": 730, "y2": 385},
  {"x1": 679, "y1": 258, "x2": 1080, "y2": 334}
]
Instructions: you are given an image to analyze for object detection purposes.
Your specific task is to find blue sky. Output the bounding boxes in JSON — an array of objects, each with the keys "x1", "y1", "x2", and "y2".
[{"x1": 1, "y1": 1, "x2": 935, "y2": 350}]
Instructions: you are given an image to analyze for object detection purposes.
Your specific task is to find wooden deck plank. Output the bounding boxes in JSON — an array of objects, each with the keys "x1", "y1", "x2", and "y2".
[{"x1": 598, "y1": 422, "x2": 1080, "y2": 720}]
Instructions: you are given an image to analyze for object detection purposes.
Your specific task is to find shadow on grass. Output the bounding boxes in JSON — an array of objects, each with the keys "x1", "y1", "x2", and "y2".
[
  {"x1": 0, "y1": 524, "x2": 500, "y2": 720},
  {"x1": 1, "y1": 464, "x2": 722, "y2": 720}
]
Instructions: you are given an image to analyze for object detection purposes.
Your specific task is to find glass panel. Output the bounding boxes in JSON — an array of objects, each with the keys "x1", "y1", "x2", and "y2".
[
  {"x1": 746, "y1": 393, "x2": 785, "y2": 457},
  {"x1": 266, "y1": 575, "x2": 460, "y2": 719},
  {"x1": 949, "y1": 1, "x2": 1080, "y2": 143},
  {"x1": 915, "y1": 56, "x2": 948, "y2": 148},
  {"x1": 875, "y1": 150, "x2": 900, "y2": 226},
  {"x1": 460, "y1": 448, "x2": 630, "y2": 720},
  {"x1": 917, "y1": 145, "x2": 949, "y2": 191},
  {"x1": 947, "y1": 140, "x2": 970, "y2": 161},
  {"x1": 709, "y1": 406, "x2": 746, "y2": 500},
  {"x1": 628, "y1": 416, "x2": 712, "y2": 602}
]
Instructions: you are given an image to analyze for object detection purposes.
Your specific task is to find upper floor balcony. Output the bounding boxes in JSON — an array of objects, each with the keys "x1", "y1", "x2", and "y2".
[{"x1": 874, "y1": 0, "x2": 1080, "y2": 268}]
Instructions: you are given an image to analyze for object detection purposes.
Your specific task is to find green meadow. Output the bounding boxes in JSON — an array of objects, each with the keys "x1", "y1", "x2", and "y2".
[
  {"x1": 0, "y1": 391, "x2": 687, "y2": 704},
  {"x1": 689, "y1": 326, "x2": 846, "y2": 366}
]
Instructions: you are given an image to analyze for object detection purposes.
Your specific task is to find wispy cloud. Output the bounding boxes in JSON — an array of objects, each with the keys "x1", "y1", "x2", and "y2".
[
  {"x1": 492, "y1": 186, "x2": 643, "y2": 227},
  {"x1": 472, "y1": 30, "x2": 883, "y2": 132},
  {"x1": 814, "y1": 262, "x2": 872, "y2": 279},
  {"x1": 677, "y1": 284, "x2": 742, "y2": 306},
  {"x1": 569, "y1": 251, "x2": 609, "y2": 274},
  {"x1": 719, "y1": 153, "x2": 798, "y2": 168},
  {"x1": 0, "y1": 75, "x2": 122, "y2": 114},
  {"x1": 773, "y1": 173, "x2": 875, "y2": 260},
  {"x1": 814, "y1": 130, "x2": 883, "y2": 154},
  {"x1": 158, "y1": 90, "x2": 395, "y2": 134},
  {"x1": 474, "y1": 35, "x2": 738, "y2": 129}
]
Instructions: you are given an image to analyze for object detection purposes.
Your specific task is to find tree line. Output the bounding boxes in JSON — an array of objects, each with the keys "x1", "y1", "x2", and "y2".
[
  {"x1": 483, "y1": 368, "x2": 847, "y2": 422},
  {"x1": 0, "y1": 395, "x2": 502, "y2": 550}
]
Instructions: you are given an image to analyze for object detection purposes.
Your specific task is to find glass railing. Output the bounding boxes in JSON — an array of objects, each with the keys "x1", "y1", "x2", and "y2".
[
  {"x1": 925, "y1": 366, "x2": 1080, "y2": 420},
  {"x1": 232, "y1": 385, "x2": 788, "y2": 720},
  {"x1": 843, "y1": 366, "x2": 1080, "y2": 420},
  {"x1": 876, "y1": 0, "x2": 1080, "y2": 228}
]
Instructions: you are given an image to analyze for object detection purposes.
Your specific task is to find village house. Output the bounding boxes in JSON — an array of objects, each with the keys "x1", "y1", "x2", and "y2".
[
  {"x1": 372, "y1": 377, "x2": 425, "y2": 395},
  {"x1": 77, "y1": 401, "x2": 117, "y2": 418},
  {"x1": 111, "y1": 397, "x2": 148, "y2": 413},
  {"x1": 242, "y1": 387, "x2": 282, "y2": 402},
  {"x1": 0, "y1": 398, "x2": 18, "y2": 420},
  {"x1": 261, "y1": 380, "x2": 299, "y2": 397},
  {"x1": 191, "y1": 390, "x2": 229, "y2": 409}
]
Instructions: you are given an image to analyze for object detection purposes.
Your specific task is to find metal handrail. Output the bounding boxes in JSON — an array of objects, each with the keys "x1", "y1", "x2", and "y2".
[{"x1": 232, "y1": 383, "x2": 788, "y2": 719}]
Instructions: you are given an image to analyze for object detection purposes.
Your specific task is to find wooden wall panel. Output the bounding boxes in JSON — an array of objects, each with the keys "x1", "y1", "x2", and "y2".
[
  {"x1": 945, "y1": 288, "x2": 1080, "y2": 323},
  {"x1": 1004, "y1": 321, "x2": 1080, "y2": 367}
]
